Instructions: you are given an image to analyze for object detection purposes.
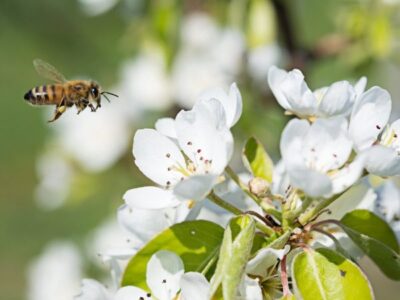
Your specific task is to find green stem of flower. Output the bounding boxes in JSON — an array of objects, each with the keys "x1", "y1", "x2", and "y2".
[
  {"x1": 208, "y1": 192, "x2": 275, "y2": 236},
  {"x1": 285, "y1": 196, "x2": 314, "y2": 223},
  {"x1": 225, "y1": 166, "x2": 260, "y2": 204},
  {"x1": 208, "y1": 192, "x2": 243, "y2": 215},
  {"x1": 298, "y1": 193, "x2": 344, "y2": 225}
]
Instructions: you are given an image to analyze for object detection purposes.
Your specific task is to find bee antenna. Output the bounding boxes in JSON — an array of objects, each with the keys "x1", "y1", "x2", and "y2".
[
  {"x1": 101, "y1": 91, "x2": 118, "y2": 103},
  {"x1": 102, "y1": 91, "x2": 119, "y2": 98},
  {"x1": 102, "y1": 94, "x2": 111, "y2": 103}
]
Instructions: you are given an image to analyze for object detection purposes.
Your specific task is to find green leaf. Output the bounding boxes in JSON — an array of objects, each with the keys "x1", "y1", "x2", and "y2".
[
  {"x1": 317, "y1": 248, "x2": 374, "y2": 300},
  {"x1": 340, "y1": 209, "x2": 400, "y2": 280},
  {"x1": 294, "y1": 247, "x2": 375, "y2": 299},
  {"x1": 223, "y1": 215, "x2": 256, "y2": 300},
  {"x1": 210, "y1": 215, "x2": 256, "y2": 300},
  {"x1": 279, "y1": 295, "x2": 296, "y2": 300},
  {"x1": 341, "y1": 209, "x2": 399, "y2": 252},
  {"x1": 292, "y1": 249, "x2": 344, "y2": 300},
  {"x1": 242, "y1": 136, "x2": 274, "y2": 182},
  {"x1": 121, "y1": 220, "x2": 224, "y2": 289}
]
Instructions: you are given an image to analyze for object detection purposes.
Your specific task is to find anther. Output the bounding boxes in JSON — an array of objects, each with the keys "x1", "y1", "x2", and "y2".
[
  {"x1": 376, "y1": 125, "x2": 381, "y2": 130},
  {"x1": 200, "y1": 157, "x2": 204, "y2": 161},
  {"x1": 146, "y1": 293, "x2": 151, "y2": 298},
  {"x1": 166, "y1": 153, "x2": 171, "y2": 158},
  {"x1": 197, "y1": 149, "x2": 201, "y2": 153},
  {"x1": 162, "y1": 279, "x2": 167, "y2": 283},
  {"x1": 166, "y1": 181, "x2": 171, "y2": 186},
  {"x1": 187, "y1": 141, "x2": 192, "y2": 145}
]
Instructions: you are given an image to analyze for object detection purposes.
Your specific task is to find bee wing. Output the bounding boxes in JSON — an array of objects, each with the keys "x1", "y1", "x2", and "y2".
[{"x1": 33, "y1": 59, "x2": 67, "y2": 83}]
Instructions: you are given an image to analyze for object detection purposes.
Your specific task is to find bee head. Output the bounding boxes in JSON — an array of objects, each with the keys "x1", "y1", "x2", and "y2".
[{"x1": 89, "y1": 82, "x2": 101, "y2": 101}]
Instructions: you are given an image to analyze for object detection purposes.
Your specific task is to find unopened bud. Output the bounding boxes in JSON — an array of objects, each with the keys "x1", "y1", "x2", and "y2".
[{"x1": 249, "y1": 177, "x2": 270, "y2": 197}]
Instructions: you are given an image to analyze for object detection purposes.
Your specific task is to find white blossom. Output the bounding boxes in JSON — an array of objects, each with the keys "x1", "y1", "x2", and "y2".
[
  {"x1": 280, "y1": 117, "x2": 365, "y2": 197},
  {"x1": 120, "y1": 52, "x2": 172, "y2": 111},
  {"x1": 349, "y1": 86, "x2": 400, "y2": 176},
  {"x1": 27, "y1": 241, "x2": 82, "y2": 300},
  {"x1": 268, "y1": 66, "x2": 365, "y2": 119},
  {"x1": 124, "y1": 98, "x2": 233, "y2": 211}
]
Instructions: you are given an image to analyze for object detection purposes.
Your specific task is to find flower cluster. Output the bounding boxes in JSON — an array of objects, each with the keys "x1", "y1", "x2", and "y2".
[{"x1": 74, "y1": 66, "x2": 400, "y2": 299}]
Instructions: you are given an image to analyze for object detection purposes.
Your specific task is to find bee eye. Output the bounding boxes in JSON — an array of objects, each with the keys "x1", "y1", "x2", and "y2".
[{"x1": 91, "y1": 87, "x2": 99, "y2": 98}]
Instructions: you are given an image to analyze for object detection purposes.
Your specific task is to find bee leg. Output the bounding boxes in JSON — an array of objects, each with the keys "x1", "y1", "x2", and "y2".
[
  {"x1": 48, "y1": 105, "x2": 66, "y2": 122},
  {"x1": 76, "y1": 99, "x2": 89, "y2": 114},
  {"x1": 48, "y1": 97, "x2": 67, "y2": 122},
  {"x1": 76, "y1": 103, "x2": 86, "y2": 114},
  {"x1": 88, "y1": 103, "x2": 96, "y2": 112},
  {"x1": 95, "y1": 100, "x2": 101, "y2": 111}
]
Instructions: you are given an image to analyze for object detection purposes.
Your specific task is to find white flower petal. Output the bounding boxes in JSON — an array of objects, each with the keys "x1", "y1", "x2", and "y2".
[
  {"x1": 133, "y1": 129, "x2": 185, "y2": 187},
  {"x1": 349, "y1": 87, "x2": 392, "y2": 151},
  {"x1": 246, "y1": 245, "x2": 290, "y2": 277},
  {"x1": 363, "y1": 145, "x2": 400, "y2": 176},
  {"x1": 376, "y1": 180, "x2": 400, "y2": 222},
  {"x1": 303, "y1": 117, "x2": 352, "y2": 172},
  {"x1": 173, "y1": 174, "x2": 217, "y2": 201},
  {"x1": 176, "y1": 99, "x2": 233, "y2": 174},
  {"x1": 271, "y1": 160, "x2": 291, "y2": 196},
  {"x1": 117, "y1": 205, "x2": 170, "y2": 243},
  {"x1": 354, "y1": 76, "x2": 367, "y2": 98},
  {"x1": 268, "y1": 66, "x2": 291, "y2": 110},
  {"x1": 155, "y1": 118, "x2": 177, "y2": 139},
  {"x1": 114, "y1": 286, "x2": 150, "y2": 300},
  {"x1": 279, "y1": 69, "x2": 317, "y2": 116},
  {"x1": 322, "y1": 183, "x2": 377, "y2": 221},
  {"x1": 330, "y1": 156, "x2": 365, "y2": 196},
  {"x1": 146, "y1": 251, "x2": 184, "y2": 300},
  {"x1": 180, "y1": 272, "x2": 210, "y2": 300},
  {"x1": 280, "y1": 118, "x2": 310, "y2": 167},
  {"x1": 288, "y1": 166, "x2": 332, "y2": 197},
  {"x1": 239, "y1": 275, "x2": 263, "y2": 300},
  {"x1": 123, "y1": 187, "x2": 179, "y2": 209},
  {"x1": 198, "y1": 82, "x2": 242, "y2": 128},
  {"x1": 75, "y1": 279, "x2": 111, "y2": 300},
  {"x1": 318, "y1": 81, "x2": 355, "y2": 117}
]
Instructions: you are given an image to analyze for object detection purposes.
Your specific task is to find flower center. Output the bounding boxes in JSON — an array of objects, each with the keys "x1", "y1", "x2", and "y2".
[{"x1": 165, "y1": 141, "x2": 214, "y2": 187}]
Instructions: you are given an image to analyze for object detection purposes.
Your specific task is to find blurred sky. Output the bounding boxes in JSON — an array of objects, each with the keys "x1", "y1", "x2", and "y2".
[{"x1": 2, "y1": 0, "x2": 400, "y2": 299}]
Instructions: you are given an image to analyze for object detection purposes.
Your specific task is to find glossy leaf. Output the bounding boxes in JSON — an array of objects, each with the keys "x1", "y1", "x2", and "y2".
[
  {"x1": 317, "y1": 248, "x2": 374, "y2": 300},
  {"x1": 293, "y1": 248, "x2": 374, "y2": 299},
  {"x1": 243, "y1": 136, "x2": 274, "y2": 182},
  {"x1": 292, "y1": 249, "x2": 344, "y2": 300},
  {"x1": 121, "y1": 220, "x2": 224, "y2": 289},
  {"x1": 341, "y1": 209, "x2": 399, "y2": 252},
  {"x1": 340, "y1": 226, "x2": 400, "y2": 280},
  {"x1": 340, "y1": 209, "x2": 400, "y2": 280}
]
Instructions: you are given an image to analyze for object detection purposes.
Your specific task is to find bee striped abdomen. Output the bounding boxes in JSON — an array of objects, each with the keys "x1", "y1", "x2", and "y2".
[{"x1": 24, "y1": 84, "x2": 60, "y2": 105}]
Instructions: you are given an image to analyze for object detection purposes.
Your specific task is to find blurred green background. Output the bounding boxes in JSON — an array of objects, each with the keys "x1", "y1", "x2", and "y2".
[{"x1": 1, "y1": 0, "x2": 400, "y2": 299}]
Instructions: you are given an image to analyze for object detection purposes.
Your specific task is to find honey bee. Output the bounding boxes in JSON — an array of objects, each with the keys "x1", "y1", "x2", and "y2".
[{"x1": 24, "y1": 59, "x2": 118, "y2": 122}]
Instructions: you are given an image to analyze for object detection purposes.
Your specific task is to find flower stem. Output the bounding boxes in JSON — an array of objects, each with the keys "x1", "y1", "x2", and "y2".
[
  {"x1": 208, "y1": 192, "x2": 243, "y2": 215},
  {"x1": 225, "y1": 166, "x2": 260, "y2": 204},
  {"x1": 280, "y1": 255, "x2": 291, "y2": 297},
  {"x1": 208, "y1": 192, "x2": 275, "y2": 236},
  {"x1": 298, "y1": 192, "x2": 345, "y2": 225}
]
